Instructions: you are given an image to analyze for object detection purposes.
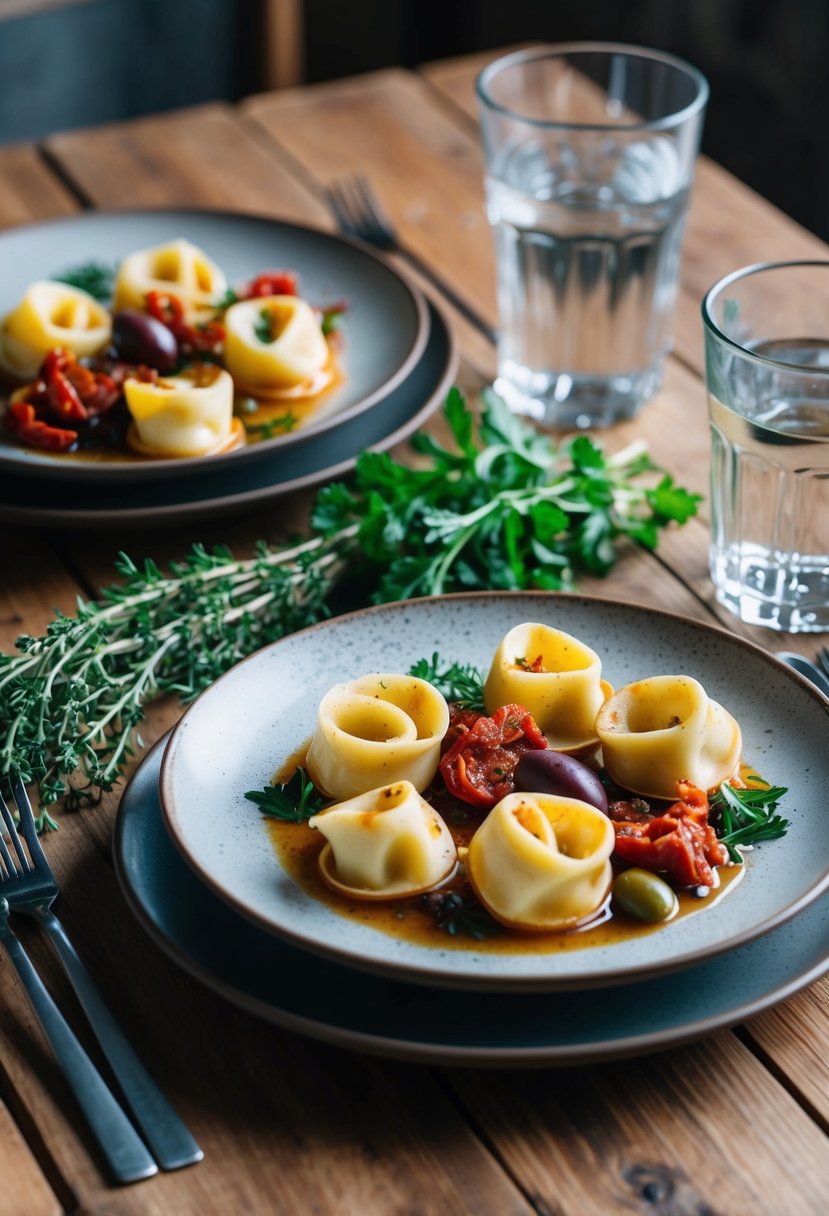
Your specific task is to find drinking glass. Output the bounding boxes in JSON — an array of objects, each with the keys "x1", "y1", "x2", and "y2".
[
  {"x1": 476, "y1": 43, "x2": 708, "y2": 430},
  {"x1": 703, "y1": 261, "x2": 829, "y2": 633}
]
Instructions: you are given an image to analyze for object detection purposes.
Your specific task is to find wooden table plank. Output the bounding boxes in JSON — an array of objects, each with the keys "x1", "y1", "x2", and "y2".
[
  {"x1": 0, "y1": 1098, "x2": 61, "y2": 1216},
  {"x1": 447, "y1": 1035, "x2": 829, "y2": 1216}
]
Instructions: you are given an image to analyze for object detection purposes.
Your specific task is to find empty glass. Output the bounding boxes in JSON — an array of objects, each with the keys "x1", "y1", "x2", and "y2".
[
  {"x1": 704, "y1": 261, "x2": 829, "y2": 633},
  {"x1": 477, "y1": 43, "x2": 708, "y2": 430}
]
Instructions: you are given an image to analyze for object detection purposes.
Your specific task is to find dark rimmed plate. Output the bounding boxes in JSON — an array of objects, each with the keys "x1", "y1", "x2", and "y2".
[
  {"x1": 0, "y1": 210, "x2": 428, "y2": 481},
  {"x1": 158, "y1": 592, "x2": 829, "y2": 992},
  {"x1": 115, "y1": 736, "x2": 829, "y2": 1066},
  {"x1": 0, "y1": 299, "x2": 454, "y2": 527}
]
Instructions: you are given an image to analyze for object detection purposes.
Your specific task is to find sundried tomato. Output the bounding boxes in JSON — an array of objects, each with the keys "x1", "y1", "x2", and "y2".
[
  {"x1": 145, "y1": 291, "x2": 225, "y2": 357},
  {"x1": 439, "y1": 704, "x2": 548, "y2": 809},
  {"x1": 243, "y1": 271, "x2": 298, "y2": 298},
  {"x1": 612, "y1": 780, "x2": 728, "y2": 888},
  {"x1": 7, "y1": 400, "x2": 76, "y2": 450}
]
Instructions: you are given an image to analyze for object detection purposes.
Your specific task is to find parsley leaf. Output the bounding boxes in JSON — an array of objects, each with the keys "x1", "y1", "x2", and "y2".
[
  {"x1": 53, "y1": 261, "x2": 116, "y2": 303},
  {"x1": 709, "y1": 777, "x2": 790, "y2": 862},
  {"x1": 421, "y1": 891, "x2": 501, "y2": 940},
  {"x1": 409, "y1": 653, "x2": 485, "y2": 710},
  {"x1": 254, "y1": 309, "x2": 273, "y2": 344},
  {"x1": 245, "y1": 767, "x2": 326, "y2": 822}
]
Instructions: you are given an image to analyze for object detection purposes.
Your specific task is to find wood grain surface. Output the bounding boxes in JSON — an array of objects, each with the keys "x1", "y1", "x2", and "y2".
[{"x1": 0, "y1": 49, "x2": 827, "y2": 1216}]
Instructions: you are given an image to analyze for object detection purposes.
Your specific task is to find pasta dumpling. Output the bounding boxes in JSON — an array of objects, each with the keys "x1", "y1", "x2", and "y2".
[
  {"x1": 0, "y1": 282, "x2": 111, "y2": 379},
  {"x1": 113, "y1": 239, "x2": 226, "y2": 323},
  {"x1": 305, "y1": 673, "x2": 450, "y2": 800},
  {"x1": 484, "y1": 622, "x2": 612, "y2": 752},
  {"x1": 467, "y1": 792, "x2": 614, "y2": 930},
  {"x1": 595, "y1": 675, "x2": 742, "y2": 800},
  {"x1": 309, "y1": 780, "x2": 457, "y2": 900},
  {"x1": 124, "y1": 365, "x2": 242, "y2": 458},
  {"x1": 223, "y1": 296, "x2": 330, "y2": 393}
]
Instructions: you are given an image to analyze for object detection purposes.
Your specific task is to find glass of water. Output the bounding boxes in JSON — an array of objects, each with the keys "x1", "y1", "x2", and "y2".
[
  {"x1": 703, "y1": 261, "x2": 829, "y2": 633},
  {"x1": 476, "y1": 44, "x2": 708, "y2": 429}
]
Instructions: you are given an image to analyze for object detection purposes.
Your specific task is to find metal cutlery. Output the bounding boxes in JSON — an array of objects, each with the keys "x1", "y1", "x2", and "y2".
[
  {"x1": 0, "y1": 892, "x2": 157, "y2": 1183},
  {"x1": 325, "y1": 173, "x2": 497, "y2": 343},
  {"x1": 774, "y1": 651, "x2": 829, "y2": 699},
  {"x1": 1, "y1": 777, "x2": 203, "y2": 1173}
]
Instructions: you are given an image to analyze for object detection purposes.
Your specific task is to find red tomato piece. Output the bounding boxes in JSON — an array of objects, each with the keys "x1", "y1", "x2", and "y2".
[
  {"x1": 7, "y1": 401, "x2": 77, "y2": 450},
  {"x1": 244, "y1": 271, "x2": 298, "y2": 298},
  {"x1": 439, "y1": 704, "x2": 548, "y2": 809},
  {"x1": 612, "y1": 780, "x2": 728, "y2": 888}
]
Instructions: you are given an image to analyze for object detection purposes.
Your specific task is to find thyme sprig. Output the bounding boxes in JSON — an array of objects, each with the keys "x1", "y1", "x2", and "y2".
[
  {"x1": 409, "y1": 654, "x2": 485, "y2": 711},
  {"x1": 0, "y1": 388, "x2": 698, "y2": 827}
]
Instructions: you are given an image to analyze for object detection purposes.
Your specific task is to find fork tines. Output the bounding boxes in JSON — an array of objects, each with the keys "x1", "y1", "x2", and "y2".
[{"x1": 0, "y1": 786, "x2": 31, "y2": 879}]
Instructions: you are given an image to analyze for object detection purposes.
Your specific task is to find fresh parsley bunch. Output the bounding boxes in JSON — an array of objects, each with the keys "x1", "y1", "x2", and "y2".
[
  {"x1": 0, "y1": 388, "x2": 699, "y2": 824},
  {"x1": 313, "y1": 388, "x2": 699, "y2": 600}
]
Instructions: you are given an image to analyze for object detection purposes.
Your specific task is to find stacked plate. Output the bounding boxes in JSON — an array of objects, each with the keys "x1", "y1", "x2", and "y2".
[
  {"x1": 114, "y1": 594, "x2": 829, "y2": 1065},
  {"x1": 0, "y1": 211, "x2": 457, "y2": 527}
]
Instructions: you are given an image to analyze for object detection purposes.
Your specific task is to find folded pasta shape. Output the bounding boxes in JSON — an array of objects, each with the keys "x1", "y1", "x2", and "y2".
[
  {"x1": 309, "y1": 780, "x2": 457, "y2": 900},
  {"x1": 113, "y1": 239, "x2": 226, "y2": 323},
  {"x1": 483, "y1": 622, "x2": 612, "y2": 752},
  {"x1": 467, "y1": 792, "x2": 614, "y2": 930},
  {"x1": 595, "y1": 675, "x2": 742, "y2": 799},
  {"x1": 223, "y1": 296, "x2": 330, "y2": 392},
  {"x1": 305, "y1": 673, "x2": 450, "y2": 800},
  {"x1": 0, "y1": 282, "x2": 111, "y2": 379},
  {"x1": 124, "y1": 365, "x2": 241, "y2": 457}
]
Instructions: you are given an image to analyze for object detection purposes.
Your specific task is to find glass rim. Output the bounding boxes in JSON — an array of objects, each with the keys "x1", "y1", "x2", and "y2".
[
  {"x1": 475, "y1": 42, "x2": 709, "y2": 134},
  {"x1": 702, "y1": 259, "x2": 829, "y2": 372}
]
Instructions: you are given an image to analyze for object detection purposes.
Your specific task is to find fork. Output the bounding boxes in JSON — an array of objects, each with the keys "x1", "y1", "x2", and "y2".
[
  {"x1": 0, "y1": 903, "x2": 156, "y2": 1182},
  {"x1": 325, "y1": 173, "x2": 497, "y2": 344},
  {"x1": 1, "y1": 777, "x2": 203, "y2": 1172}
]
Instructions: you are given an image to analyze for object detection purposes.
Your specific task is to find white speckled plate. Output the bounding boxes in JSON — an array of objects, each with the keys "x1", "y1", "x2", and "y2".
[
  {"x1": 0, "y1": 210, "x2": 428, "y2": 481},
  {"x1": 159, "y1": 593, "x2": 829, "y2": 992},
  {"x1": 118, "y1": 737, "x2": 829, "y2": 1064}
]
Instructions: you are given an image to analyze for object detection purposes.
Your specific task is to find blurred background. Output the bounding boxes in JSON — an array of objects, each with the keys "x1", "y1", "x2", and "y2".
[{"x1": 0, "y1": 0, "x2": 824, "y2": 238}]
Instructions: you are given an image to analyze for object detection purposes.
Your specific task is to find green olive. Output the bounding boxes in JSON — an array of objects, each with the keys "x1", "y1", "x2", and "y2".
[{"x1": 612, "y1": 868, "x2": 678, "y2": 923}]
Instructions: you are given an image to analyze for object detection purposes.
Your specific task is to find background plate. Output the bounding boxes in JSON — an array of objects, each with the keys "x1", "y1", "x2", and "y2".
[
  {"x1": 0, "y1": 299, "x2": 454, "y2": 527},
  {"x1": 117, "y1": 737, "x2": 829, "y2": 1067},
  {"x1": 159, "y1": 593, "x2": 829, "y2": 992},
  {"x1": 0, "y1": 210, "x2": 428, "y2": 480}
]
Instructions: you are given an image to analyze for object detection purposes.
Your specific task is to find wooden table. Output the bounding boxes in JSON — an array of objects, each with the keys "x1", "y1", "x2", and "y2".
[{"x1": 2, "y1": 50, "x2": 829, "y2": 1216}]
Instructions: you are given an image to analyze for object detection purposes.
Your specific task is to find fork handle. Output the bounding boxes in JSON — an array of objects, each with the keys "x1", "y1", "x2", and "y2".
[
  {"x1": 33, "y1": 907, "x2": 203, "y2": 1171},
  {"x1": 0, "y1": 924, "x2": 157, "y2": 1183}
]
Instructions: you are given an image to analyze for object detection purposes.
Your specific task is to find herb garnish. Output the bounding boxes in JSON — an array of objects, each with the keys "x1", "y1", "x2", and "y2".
[
  {"x1": 709, "y1": 778, "x2": 790, "y2": 862},
  {"x1": 320, "y1": 302, "x2": 347, "y2": 336},
  {"x1": 244, "y1": 412, "x2": 298, "y2": 438},
  {"x1": 254, "y1": 309, "x2": 273, "y2": 344},
  {"x1": 0, "y1": 388, "x2": 698, "y2": 826},
  {"x1": 409, "y1": 654, "x2": 485, "y2": 710},
  {"x1": 421, "y1": 891, "x2": 500, "y2": 940},
  {"x1": 54, "y1": 261, "x2": 116, "y2": 303},
  {"x1": 245, "y1": 767, "x2": 326, "y2": 822}
]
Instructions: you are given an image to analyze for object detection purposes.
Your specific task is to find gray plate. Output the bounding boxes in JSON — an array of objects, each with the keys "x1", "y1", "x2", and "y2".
[
  {"x1": 115, "y1": 736, "x2": 829, "y2": 1066},
  {"x1": 0, "y1": 210, "x2": 428, "y2": 481},
  {"x1": 159, "y1": 593, "x2": 829, "y2": 992},
  {"x1": 0, "y1": 299, "x2": 454, "y2": 527}
]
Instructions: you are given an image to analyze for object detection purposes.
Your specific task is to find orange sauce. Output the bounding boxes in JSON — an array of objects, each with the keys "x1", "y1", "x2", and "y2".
[{"x1": 265, "y1": 744, "x2": 747, "y2": 955}]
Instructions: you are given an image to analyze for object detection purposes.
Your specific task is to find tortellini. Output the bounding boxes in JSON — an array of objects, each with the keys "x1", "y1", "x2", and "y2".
[
  {"x1": 113, "y1": 239, "x2": 226, "y2": 323},
  {"x1": 467, "y1": 792, "x2": 614, "y2": 930},
  {"x1": 305, "y1": 673, "x2": 450, "y2": 801},
  {"x1": 595, "y1": 675, "x2": 742, "y2": 800},
  {"x1": 223, "y1": 296, "x2": 330, "y2": 393},
  {"x1": 309, "y1": 780, "x2": 457, "y2": 900},
  {"x1": 0, "y1": 282, "x2": 111, "y2": 379},
  {"x1": 124, "y1": 365, "x2": 241, "y2": 458},
  {"x1": 484, "y1": 622, "x2": 612, "y2": 752}
]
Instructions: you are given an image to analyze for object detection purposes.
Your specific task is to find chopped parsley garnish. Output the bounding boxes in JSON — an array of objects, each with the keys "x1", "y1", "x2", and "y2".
[
  {"x1": 244, "y1": 412, "x2": 298, "y2": 438},
  {"x1": 53, "y1": 261, "x2": 116, "y2": 303},
  {"x1": 245, "y1": 767, "x2": 325, "y2": 822},
  {"x1": 709, "y1": 777, "x2": 790, "y2": 862},
  {"x1": 409, "y1": 653, "x2": 485, "y2": 710},
  {"x1": 254, "y1": 309, "x2": 273, "y2": 344}
]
